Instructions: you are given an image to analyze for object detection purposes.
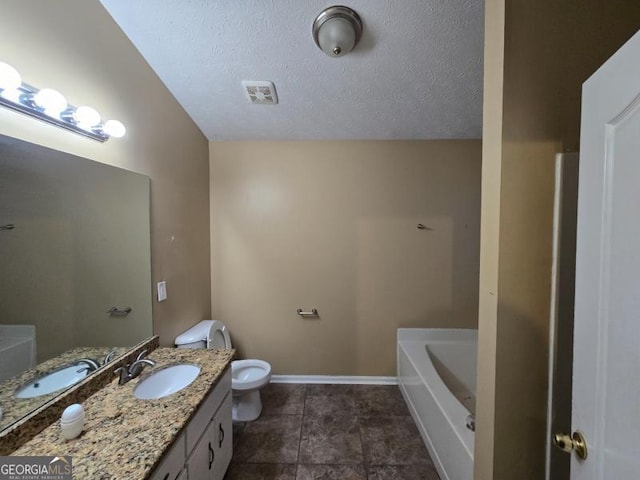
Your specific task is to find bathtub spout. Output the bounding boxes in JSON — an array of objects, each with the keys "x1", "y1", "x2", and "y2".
[{"x1": 465, "y1": 414, "x2": 475, "y2": 432}]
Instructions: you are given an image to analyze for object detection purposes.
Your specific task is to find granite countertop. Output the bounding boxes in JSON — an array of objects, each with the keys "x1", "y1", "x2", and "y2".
[
  {"x1": 12, "y1": 347, "x2": 235, "y2": 479},
  {"x1": 0, "y1": 347, "x2": 129, "y2": 432}
]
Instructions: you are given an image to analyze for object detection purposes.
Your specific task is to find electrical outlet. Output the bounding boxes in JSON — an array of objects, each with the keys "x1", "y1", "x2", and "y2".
[{"x1": 157, "y1": 281, "x2": 167, "y2": 302}]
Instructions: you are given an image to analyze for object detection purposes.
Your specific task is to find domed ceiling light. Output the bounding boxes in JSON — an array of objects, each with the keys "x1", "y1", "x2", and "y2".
[{"x1": 312, "y1": 6, "x2": 363, "y2": 57}]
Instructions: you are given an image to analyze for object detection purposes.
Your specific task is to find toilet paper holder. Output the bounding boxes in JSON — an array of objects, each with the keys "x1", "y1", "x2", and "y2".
[{"x1": 296, "y1": 308, "x2": 318, "y2": 317}]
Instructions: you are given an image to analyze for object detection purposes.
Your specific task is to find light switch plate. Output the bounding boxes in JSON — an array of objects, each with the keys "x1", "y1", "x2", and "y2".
[{"x1": 157, "y1": 281, "x2": 167, "y2": 302}]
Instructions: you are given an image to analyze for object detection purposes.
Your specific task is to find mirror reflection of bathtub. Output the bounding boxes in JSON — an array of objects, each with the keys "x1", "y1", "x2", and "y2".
[
  {"x1": 0, "y1": 134, "x2": 153, "y2": 432},
  {"x1": 0, "y1": 325, "x2": 36, "y2": 383}
]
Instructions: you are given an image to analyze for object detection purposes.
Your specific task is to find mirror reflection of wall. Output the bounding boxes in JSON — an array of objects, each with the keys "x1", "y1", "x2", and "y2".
[{"x1": 0, "y1": 133, "x2": 152, "y2": 386}]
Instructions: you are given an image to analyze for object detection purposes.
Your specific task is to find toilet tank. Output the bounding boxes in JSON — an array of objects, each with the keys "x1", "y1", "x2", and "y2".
[{"x1": 175, "y1": 320, "x2": 215, "y2": 349}]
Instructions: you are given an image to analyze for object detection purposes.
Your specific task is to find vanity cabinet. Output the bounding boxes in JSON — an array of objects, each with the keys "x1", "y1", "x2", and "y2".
[
  {"x1": 213, "y1": 395, "x2": 233, "y2": 478},
  {"x1": 149, "y1": 434, "x2": 186, "y2": 480},
  {"x1": 149, "y1": 368, "x2": 232, "y2": 480},
  {"x1": 186, "y1": 394, "x2": 232, "y2": 479}
]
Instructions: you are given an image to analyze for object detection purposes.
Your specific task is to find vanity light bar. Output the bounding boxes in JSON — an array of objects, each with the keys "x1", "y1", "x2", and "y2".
[{"x1": 0, "y1": 62, "x2": 125, "y2": 142}]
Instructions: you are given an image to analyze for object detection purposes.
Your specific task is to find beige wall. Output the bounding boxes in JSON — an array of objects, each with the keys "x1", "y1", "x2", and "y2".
[
  {"x1": 474, "y1": 0, "x2": 504, "y2": 477},
  {"x1": 477, "y1": 1, "x2": 640, "y2": 478},
  {"x1": 0, "y1": 1, "x2": 211, "y2": 346},
  {"x1": 210, "y1": 140, "x2": 481, "y2": 376}
]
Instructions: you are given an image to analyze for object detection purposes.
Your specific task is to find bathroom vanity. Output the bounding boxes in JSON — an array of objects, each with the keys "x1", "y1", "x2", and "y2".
[
  {"x1": 9, "y1": 347, "x2": 235, "y2": 479},
  {"x1": 150, "y1": 368, "x2": 232, "y2": 480}
]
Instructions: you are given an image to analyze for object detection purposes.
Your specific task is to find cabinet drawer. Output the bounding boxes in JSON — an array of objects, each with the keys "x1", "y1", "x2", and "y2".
[
  {"x1": 149, "y1": 433, "x2": 185, "y2": 480},
  {"x1": 185, "y1": 367, "x2": 231, "y2": 453}
]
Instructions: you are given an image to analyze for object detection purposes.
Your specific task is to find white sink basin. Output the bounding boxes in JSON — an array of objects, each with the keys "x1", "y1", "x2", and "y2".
[
  {"x1": 15, "y1": 363, "x2": 91, "y2": 398},
  {"x1": 133, "y1": 364, "x2": 200, "y2": 400}
]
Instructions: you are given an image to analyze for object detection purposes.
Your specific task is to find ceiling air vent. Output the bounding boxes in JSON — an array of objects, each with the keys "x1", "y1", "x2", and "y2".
[{"x1": 242, "y1": 80, "x2": 278, "y2": 105}]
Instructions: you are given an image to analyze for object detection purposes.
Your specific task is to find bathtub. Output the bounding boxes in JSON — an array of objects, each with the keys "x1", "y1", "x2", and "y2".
[{"x1": 397, "y1": 328, "x2": 477, "y2": 480}]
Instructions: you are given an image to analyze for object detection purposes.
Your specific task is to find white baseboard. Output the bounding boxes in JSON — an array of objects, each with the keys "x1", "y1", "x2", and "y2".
[{"x1": 270, "y1": 375, "x2": 397, "y2": 385}]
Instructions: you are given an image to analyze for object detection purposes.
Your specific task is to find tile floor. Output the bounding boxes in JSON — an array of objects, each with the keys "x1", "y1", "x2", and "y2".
[{"x1": 224, "y1": 383, "x2": 440, "y2": 480}]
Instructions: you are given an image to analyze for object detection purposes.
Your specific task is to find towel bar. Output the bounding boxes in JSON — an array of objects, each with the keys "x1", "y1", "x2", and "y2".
[{"x1": 107, "y1": 306, "x2": 132, "y2": 316}]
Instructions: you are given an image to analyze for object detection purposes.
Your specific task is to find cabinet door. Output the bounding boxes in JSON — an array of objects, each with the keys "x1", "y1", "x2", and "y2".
[
  {"x1": 186, "y1": 420, "x2": 216, "y2": 480},
  {"x1": 213, "y1": 393, "x2": 233, "y2": 479},
  {"x1": 186, "y1": 368, "x2": 231, "y2": 453},
  {"x1": 149, "y1": 434, "x2": 185, "y2": 480}
]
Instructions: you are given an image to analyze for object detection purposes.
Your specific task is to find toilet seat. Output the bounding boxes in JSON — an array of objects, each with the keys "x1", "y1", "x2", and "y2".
[
  {"x1": 174, "y1": 320, "x2": 231, "y2": 349},
  {"x1": 208, "y1": 320, "x2": 231, "y2": 349},
  {"x1": 231, "y1": 359, "x2": 271, "y2": 391}
]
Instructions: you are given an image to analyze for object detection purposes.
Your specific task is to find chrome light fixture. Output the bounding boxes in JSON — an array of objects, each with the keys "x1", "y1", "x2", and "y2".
[
  {"x1": 312, "y1": 6, "x2": 363, "y2": 57},
  {"x1": 0, "y1": 61, "x2": 125, "y2": 142}
]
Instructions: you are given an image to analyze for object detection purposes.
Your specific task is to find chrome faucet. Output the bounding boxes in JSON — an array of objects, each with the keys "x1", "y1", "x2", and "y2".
[
  {"x1": 135, "y1": 349, "x2": 149, "y2": 362},
  {"x1": 129, "y1": 358, "x2": 156, "y2": 376},
  {"x1": 114, "y1": 365, "x2": 130, "y2": 385},
  {"x1": 76, "y1": 358, "x2": 101, "y2": 373},
  {"x1": 103, "y1": 350, "x2": 117, "y2": 365},
  {"x1": 114, "y1": 352, "x2": 156, "y2": 385}
]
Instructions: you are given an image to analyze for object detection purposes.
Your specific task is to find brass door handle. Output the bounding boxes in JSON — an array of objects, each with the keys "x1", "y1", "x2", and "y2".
[{"x1": 553, "y1": 431, "x2": 588, "y2": 460}]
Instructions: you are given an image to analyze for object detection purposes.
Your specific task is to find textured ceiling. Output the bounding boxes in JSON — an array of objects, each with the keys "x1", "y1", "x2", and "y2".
[{"x1": 100, "y1": 0, "x2": 484, "y2": 141}]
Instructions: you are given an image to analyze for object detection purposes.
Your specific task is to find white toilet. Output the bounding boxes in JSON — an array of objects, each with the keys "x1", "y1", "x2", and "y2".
[{"x1": 174, "y1": 320, "x2": 271, "y2": 421}]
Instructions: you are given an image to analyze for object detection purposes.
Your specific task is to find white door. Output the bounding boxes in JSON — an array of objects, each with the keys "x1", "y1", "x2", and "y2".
[{"x1": 572, "y1": 29, "x2": 640, "y2": 479}]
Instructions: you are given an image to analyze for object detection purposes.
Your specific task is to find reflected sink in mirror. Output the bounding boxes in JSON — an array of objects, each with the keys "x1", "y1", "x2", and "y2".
[
  {"x1": 0, "y1": 346, "x2": 128, "y2": 432},
  {"x1": 14, "y1": 362, "x2": 95, "y2": 399},
  {"x1": 133, "y1": 364, "x2": 201, "y2": 400}
]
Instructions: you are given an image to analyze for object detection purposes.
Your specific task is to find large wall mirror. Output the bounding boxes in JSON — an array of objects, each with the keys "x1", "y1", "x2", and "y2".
[{"x1": 0, "y1": 134, "x2": 153, "y2": 432}]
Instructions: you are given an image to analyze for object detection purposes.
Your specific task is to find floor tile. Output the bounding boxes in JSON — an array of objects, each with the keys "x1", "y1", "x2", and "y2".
[
  {"x1": 232, "y1": 421, "x2": 246, "y2": 449},
  {"x1": 233, "y1": 415, "x2": 303, "y2": 464},
  {"x1": 262, "y1": 383, "x2": 307, "y2": 415},
  {"x1": 304, "y1": 384, "x2": 357, "y2": 416},
  {"x1": 224, "y1": 463, "x2": 297, "y2": 480},
  {"x1": 296, "y1": 464, "x2": 367, "y2": 480},
  {"x1": 360, "y1": 416, "x2": 432, "y2": 466},
  {"x1": 367, "y1": 465, "x2": 440, "y2": 480},
  {"x1": 354, "y1": 385, "x2": 410, "y2": 417},
  {"x1": 230, "y1": 384, "x2": 434, "y2": 479},
  {"x1": 299, "y1": 415, "x2": 363, "y2": 465}
]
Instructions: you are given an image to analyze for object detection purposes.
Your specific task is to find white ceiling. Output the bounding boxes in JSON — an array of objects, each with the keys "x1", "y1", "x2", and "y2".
[{"x1": 100, "y1": 0, "x2": 484, "y2": 141}]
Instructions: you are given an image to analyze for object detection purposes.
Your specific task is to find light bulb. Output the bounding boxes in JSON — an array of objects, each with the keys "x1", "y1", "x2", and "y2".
[
  {"x1": 73, "y1": 106, "x2": 101, "y2": 129},
  {"x1": 1, "y1": 88, "x2": 22, "y2": 103},
  {"x1": 33, "y1": 88, "x2": 67, "y2": 116},
  {"x1": 103, "y1": 119, "x2": 126, "y2": 138},
  {"x1": 318, "y1": 17, "x2": 356, "y2": 57},
  {"x1": 0, "y1": 62, "x2": 22, "y2": 90}
]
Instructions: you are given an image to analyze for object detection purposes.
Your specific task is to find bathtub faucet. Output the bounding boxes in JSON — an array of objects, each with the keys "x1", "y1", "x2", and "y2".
[{"x1": 465, "y1": 414, "x2": 475, "y2": 432}]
